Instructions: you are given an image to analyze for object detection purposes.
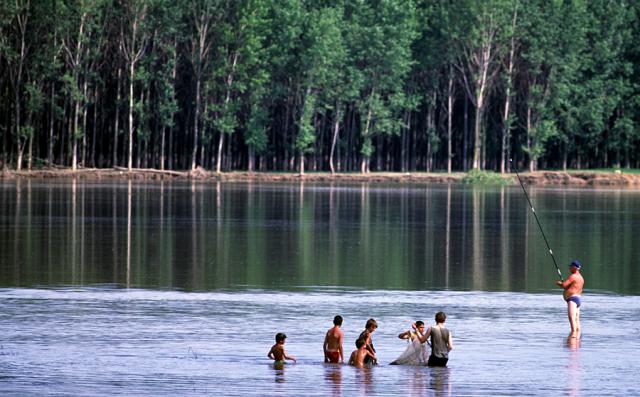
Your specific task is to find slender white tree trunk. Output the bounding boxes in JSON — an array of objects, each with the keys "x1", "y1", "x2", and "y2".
[
  {"x1": 329, "y1": 101, "x2": 341, "y2": 174},
  {"x1": 447, "y1": 74, "x2": 454, "y2": 174},
  {"x1": 127, "y1": 61, "x2": 135, "y2": 171}
]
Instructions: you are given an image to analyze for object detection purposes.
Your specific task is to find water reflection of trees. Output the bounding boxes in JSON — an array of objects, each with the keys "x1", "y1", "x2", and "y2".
[{"x1": 2, "y1": 181, "x2": 639, "y2": 292}]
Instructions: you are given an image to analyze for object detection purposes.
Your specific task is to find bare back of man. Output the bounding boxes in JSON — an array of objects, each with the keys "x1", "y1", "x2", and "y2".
[
  {"x1": 324, "y1": 326, "x2": 344, "y2": 363},
  {"x1": 348, "y1": 346, "x2": 375, "y2": 368},
  {"x1": 268, "y1": 344, "x2": 285, "y2": 361},
  {"x1": 562, "y1": 272, "x2": 584, "y2": 300}
]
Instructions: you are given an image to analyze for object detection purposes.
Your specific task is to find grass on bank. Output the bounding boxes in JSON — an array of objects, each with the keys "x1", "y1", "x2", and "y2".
[{"x1": 461, "y1": 169, "x2": 513, "y2": 185}]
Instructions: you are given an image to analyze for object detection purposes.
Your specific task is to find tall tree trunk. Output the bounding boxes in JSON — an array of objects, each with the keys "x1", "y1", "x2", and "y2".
[
  {"x1": 458, "y1": 13, "x2": 498, "y2": 171},
  {"x1": 27, "y1": 127, "x2": 33, "y2": 170},
  {"x1": 216, "y1": 132, "x2": 224, "y2": 173},
  {"x1": 72, "y1": 93, "x2": 80, "y2": 170},
  {"x1": 60, "y1": 99, "x2": 68, "y2": 164},
  {"x1": 247, "y1": 146, "x2": 255, "y2": 172},
  {"x1": 463, "y1": 96, "x2": 468, "y2": 171},
  {"x1": 329, "y1": 100, "x2": 341, "y2": 174},
  {"x1": 91, "y1": 86, "x2": 98, "y2": 167},
  {"x1": 192, "y1": 74, "x2": 201, "y2": 170},
  {"x1": 376, "y1": 135, "x2": 383, "y2": 171},
  {"x1": 11, "y1": 1, "x2": 28, "y2": 171},
  {"x1": 127, "y1": 61, "x2": 135, "y2": 171},
  {"x1": 299, "y1": 152, "x2": 305, "y2": 175},
  {"x1": 447, "y1": 72, "x2": 454, "y2": 173},
  {"x1": 425, "y1": 108, "x2": 432, "y2": 172},
  {"x1": 48, "y1": 45, "x2": 57, "y2": 166},
  {"x1": 121, "y1": 3, "x2": 147, "y2": 171},
  {"x1": 527, "y1": 105, "x2": 535, "y2": 172},
  {"x1": 501, "y1": 5, "x2": 518, "y2": 174},
  {"x1": 361, "y1": 105, "x2": 373, "y2": 174},
  {"x1": 400, "y1": 117, "x2": 407, "y2": 173},
  {"x1": 15, "y1": 88, "x2": 23, "y2": 171},
  {"x1": 472, "y1": 97, "x2": 485, "y2": 170},
  {"x1": 81, "y1": 80, "x2": 88, "y2": 167},
  {"x1": 113, "y1": 64, "x2": 121, "y2": 167},
  {"x1": 216, "y1": 52, "x2": 239, "y2": 173},
  {"x1": 26, "y1": 106, "x2": 33, "y2": 170},
  {"x1": 1, "y1": 99, "x2": 7, "y2": 168}
]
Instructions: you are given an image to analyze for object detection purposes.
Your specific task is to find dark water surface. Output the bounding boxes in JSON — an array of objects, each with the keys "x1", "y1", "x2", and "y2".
[{"x1": 1, "y1": 179, "x2": 640, "y2": 396}]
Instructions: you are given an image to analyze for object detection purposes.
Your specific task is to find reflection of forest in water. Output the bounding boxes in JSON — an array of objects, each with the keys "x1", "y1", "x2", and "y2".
[{"x1": 1, "y1": 179, "x2": 639, "y2": 294}]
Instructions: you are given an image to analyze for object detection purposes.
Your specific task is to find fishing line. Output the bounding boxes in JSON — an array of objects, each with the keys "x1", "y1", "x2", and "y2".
[{"x1": 510, "y1": 159, "x2": 564, "y2": 281}]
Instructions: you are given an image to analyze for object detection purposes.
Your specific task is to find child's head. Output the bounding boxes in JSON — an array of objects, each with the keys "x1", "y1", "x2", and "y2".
[
  {"x1": 365, "y1": 318, "x2": 377, "y2": 331},
  {"x1": 275, "y1": 333, "x2": 287, "y2": 344},
  {"x1": 355, "y1": 337, "x2": 366, "y2": 349},
  {"x1": 435, "y1": 312, "x2": 446, "y2": 323},
  {"x1": 415, "y1": 320, "x2": 424, "y2": 328},
  {"x1": 333, "y1": 315, "x2": 343, "y2": 326}
]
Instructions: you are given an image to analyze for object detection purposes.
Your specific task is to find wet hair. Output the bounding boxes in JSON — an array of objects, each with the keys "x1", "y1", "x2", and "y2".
[
  {"x1": 415, "y1": 320, "x2": 424, "y2": 328},
  {"x1": 275, "y1": 332, "x2": 287, "y2": 343},
  {"x1": 334, "y1": 315, "x2": 343, "y2": 326},
  {"x1": 355, "y1": 337, "x2": 366, "y2": 349},
  {"x1": 435, "y1": 312, "x2": 446, "y2": 323},
  {"x1": 365, "y1": 318, "x2": 377, "y2": 330}
]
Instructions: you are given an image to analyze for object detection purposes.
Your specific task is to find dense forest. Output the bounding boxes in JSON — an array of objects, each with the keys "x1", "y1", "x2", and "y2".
[{"x1": 1, "y1": 0, "x2": 639, "y2": 173}]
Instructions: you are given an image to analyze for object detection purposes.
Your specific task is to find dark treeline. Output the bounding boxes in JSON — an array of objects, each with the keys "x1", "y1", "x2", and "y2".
[{"x1": 1, "y1": 0, "x2": 639, "y2": 173}]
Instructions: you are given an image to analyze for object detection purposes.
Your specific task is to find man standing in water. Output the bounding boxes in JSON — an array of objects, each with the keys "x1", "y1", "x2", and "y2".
[
  {"x1": 323, "y1": 315, "x2": 344, "y2": 363},
  {"x1": 556, "y1": 260, "x2": 585, "y2": 338},
  {"x1": 417, "y1": 312, "x2": 452, "y2": 367}
]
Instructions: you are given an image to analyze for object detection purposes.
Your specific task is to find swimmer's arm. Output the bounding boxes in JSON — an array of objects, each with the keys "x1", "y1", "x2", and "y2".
[
  {"x1": 338, "y1": 332, "x2": 344, "y2": 363},
  {"x1": 447, "y1": 332, "x2": 453, "y2": 351},
  {"x1": 284, "y1": 350, "x2": 296, "y2": 363},
  {"x1": 398, "y1": 330, "x2": 411, "y2": 339},
  {"x1": 323, "y1": 332, "x2": 329, "y2": 361}
]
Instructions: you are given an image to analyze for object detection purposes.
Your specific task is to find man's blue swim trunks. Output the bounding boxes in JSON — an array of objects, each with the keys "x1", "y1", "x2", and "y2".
[{"x1": 566, "y1": 295, "x2": 581, "y2": 308}]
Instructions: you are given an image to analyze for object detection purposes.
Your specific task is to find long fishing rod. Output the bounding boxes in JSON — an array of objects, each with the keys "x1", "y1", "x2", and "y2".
[{"x1": 510, "y1": 158, "x2": 564, "y2": 281}]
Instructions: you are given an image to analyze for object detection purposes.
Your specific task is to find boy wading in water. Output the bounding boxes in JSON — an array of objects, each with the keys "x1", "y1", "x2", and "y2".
[
  {"x1": 556, "y1": 260, "x2": 585, "y2": 338},
  {"x1": 323, "y1": 315, "x2": 344, "y2": 363},
  {"x1": 390, "y1": 320, "x2": 429, "y2": 365},
  {"x1": 268, "y1": 333, "x2": 296, "y2": 366},
  {"x1": 417, "y1": 312, "x2": 453, "y2": 367},
  {"x1": 348, "y1": 338, "x2": 376, "y2": 368},
  {"x1": 358, "y1": 318, "x2": 378, "y2": 365}
]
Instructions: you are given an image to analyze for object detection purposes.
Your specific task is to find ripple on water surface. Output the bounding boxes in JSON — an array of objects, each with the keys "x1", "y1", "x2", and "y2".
[{"x1": 1, "y1": 287, "x2": 639, "y2": 396}]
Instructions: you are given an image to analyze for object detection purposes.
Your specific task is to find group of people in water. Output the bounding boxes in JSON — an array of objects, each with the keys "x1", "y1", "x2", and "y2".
[
  {"x1": 268, "y1": 260, "x2": 584, "y2": 367},
  {"x1": 268, "y1": 311, "x2": 453, "y2": 368}
]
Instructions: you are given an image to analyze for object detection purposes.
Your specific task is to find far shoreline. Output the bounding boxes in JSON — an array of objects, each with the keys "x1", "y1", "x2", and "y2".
[{"x1": 2, "y1": 167, "x2": 640, "y2": 187}]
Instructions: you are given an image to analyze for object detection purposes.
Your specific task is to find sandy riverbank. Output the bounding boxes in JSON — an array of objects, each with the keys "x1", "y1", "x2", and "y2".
[{"x1": 2, "y1": 167, "x2": 640, "y2": 186}]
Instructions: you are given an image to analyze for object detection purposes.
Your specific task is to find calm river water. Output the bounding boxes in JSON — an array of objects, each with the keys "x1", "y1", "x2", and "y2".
[{"x1": 1, "y1": 179, "x2": 639, "y2": 396}]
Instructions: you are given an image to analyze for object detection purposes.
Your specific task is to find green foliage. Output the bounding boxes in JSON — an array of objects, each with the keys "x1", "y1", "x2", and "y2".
[
  {"x1": 462, "y1": 169, "x2": 512, "y2": 185},
  {"x1": 524, "y1": 119, "x2": 557, "y2": 161},
  {"x1": 296, "y1": 93, "x2": 316, "y2": 154},
  {"x1": 24, "y1": 82, "x2": 45, "y2": 115},
  {"x1": 18, "y1": 125, "x2": 33, "y2": 140},
  {"x1": 1, "y1": 0, "x2": 640, "y2": 172}
]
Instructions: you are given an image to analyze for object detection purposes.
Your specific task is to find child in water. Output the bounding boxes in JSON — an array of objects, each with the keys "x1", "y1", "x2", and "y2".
[
  {"x1": 268, "y1": 333, "x2": 296, "y2": 365},
  {"x1": 348, "y1": 337, "x2": 376, "y2": 368}
]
